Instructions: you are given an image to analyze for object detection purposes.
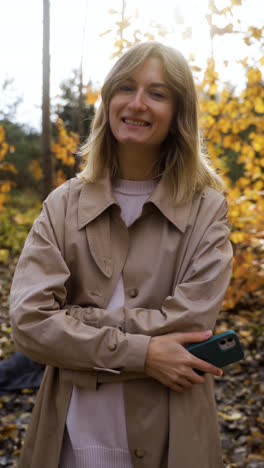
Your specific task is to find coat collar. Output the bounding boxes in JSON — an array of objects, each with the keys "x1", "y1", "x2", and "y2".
[
  {"x1": 78, "y1": 170, "x2": 194, "y2": 233},
  {"x1": 148, "y1": 177, "x2": 194, "y2": 233},
  {"x1": 78, "y1": 171, "x2": 118, "y2": 230}
]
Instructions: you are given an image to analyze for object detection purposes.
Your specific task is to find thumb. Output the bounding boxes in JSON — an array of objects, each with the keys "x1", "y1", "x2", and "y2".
[{"x1": 175, "y1": 330, "x2": 212, "y2": 345}]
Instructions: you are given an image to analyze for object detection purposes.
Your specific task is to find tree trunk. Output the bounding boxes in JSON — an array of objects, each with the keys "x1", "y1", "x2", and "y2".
[
  {"x1": 74, "y1": 65, "x2": 84, "y2": 174},
  {"x1": 78, "y1": 66, "x2": 84, "y2": 143},
  {"x1": 42, "y1": 0, "x2": 52, "y2": 199}
]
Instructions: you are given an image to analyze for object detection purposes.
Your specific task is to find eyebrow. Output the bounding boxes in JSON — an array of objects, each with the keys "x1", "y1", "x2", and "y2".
[{"x1": 124, "y1": 77, "x2": 171, "y2": 91}]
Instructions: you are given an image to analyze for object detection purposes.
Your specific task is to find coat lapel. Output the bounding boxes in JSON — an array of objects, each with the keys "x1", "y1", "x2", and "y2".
[
  {"x1": 77, "y1": 172, "x2": 117, "y2": 278},
  {"x1": 148, "y1": 175, "x2": 201, "y2": 233},
  {"x1": 86, "y1": 211, "x2": 113, "y2": 278}
]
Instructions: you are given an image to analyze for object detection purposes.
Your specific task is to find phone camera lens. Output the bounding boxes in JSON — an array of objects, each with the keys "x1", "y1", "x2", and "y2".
[
  {"x1": 227, "y1": 337, "x2": 233, "y2": 342},
  {"x1": 220, "y1": 340, "x2": 226, "y2": 345}
]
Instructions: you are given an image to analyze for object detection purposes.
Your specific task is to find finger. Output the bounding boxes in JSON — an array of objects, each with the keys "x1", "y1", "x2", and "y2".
[
  {"x1": 172, "y1": 376, "x2": 193, "y2": 389},
  {"x1": 175, "y1": 330, "x2": 212, "y2": 345},
  {"x1": 172, "y1": 383, "x2": 185, "y2": 393},
  {"x1": 191, "y1": 356, "x2": 223, "y2": 377},
  {"x1": 153, "y1": 374, "x2": 185, "y2": 392},
  {"x1": 187, "y1": 369, "x2": 205, "y2": 385}
]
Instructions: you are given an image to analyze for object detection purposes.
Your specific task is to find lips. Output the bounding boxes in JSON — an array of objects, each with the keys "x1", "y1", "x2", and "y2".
[{"x1": 122, "y1": 117, "x2": 150, "y2": 127}]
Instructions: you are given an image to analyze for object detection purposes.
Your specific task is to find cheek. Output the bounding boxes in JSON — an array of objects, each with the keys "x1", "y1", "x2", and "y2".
[
  {"x1": 159, "y1": 108, "x2": 174, "y2": 132},
  {"x1": 109, "y1": 97, "x2": 122, "y2": 126},
  {"x1": 108, "y1": 101, "x2": 114, "y2": 123},
  {"x1": 108, "y1": 103, "x2": 117, "y2": 134},
  {"x1": 164, "y1": 108, "x2": 174, "y2": 132}
]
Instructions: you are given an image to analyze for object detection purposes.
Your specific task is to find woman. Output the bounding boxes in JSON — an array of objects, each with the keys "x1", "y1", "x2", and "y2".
[{"x1": 10, "y1": 41, "x2": 232, "y2": 468}]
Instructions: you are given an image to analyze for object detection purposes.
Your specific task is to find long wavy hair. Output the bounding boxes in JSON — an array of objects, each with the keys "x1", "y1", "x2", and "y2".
[{"x1": 77, "y1": 41, "x2": 224, "y2": 202}]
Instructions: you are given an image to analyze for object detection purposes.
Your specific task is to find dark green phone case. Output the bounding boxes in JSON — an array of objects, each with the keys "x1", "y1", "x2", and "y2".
[{"x1": 186, "y1": 330, "x2": 244, "y2": 369}]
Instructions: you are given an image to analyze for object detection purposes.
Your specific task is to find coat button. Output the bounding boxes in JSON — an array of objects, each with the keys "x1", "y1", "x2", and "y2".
[
  {"x1": 108, "y1": 343, "x2": 117, "y2": 351},
  {"x1": 128, "y1": 288, "x2": 138, "y2": 298},
  {"x1": 135, "y1": 448, "x2": 145, "y2": 458}
]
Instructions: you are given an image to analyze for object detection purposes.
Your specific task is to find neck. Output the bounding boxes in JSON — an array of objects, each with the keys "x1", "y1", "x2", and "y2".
[{"x1": 117, "y1": 144, "x2": 160, "y2": 180}]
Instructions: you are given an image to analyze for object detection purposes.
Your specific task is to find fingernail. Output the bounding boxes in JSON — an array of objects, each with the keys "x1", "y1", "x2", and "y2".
[
  {"x1": 218, "y1": 369, "x2": 223, "y2": 377},
  {"x1": 203, "y1": 330, "x2": 212, "y2": 336}
]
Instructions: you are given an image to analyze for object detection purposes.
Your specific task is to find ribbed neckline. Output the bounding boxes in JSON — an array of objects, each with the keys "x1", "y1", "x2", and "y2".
[{"x1": 112, "y1": 178, "x2": 159, "y2": 195}]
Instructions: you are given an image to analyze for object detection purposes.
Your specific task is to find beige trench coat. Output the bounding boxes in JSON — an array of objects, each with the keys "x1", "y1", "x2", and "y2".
[{"x1": 10, "y1": 172, "x2": 232, "y2": 468}]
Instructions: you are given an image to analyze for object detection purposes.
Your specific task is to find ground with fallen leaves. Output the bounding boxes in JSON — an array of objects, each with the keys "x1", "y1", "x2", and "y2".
[{"x1": 0, "y1": 259, "x2": 263, "y2": 468}]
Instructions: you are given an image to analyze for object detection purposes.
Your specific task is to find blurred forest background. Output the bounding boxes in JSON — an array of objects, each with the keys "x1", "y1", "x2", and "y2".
[{"x1": 0, "y1": 0, "x2": 263, "y2": 467}]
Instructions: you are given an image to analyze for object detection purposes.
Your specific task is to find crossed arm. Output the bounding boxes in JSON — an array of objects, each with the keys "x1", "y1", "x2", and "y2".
[{"x1": 10, "y1": 196, "x2": 232, "y2": 391}]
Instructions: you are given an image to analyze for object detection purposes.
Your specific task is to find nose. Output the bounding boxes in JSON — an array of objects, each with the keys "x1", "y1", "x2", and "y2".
[{"x1": 127, "y1": 89, "x2": 147, "y2": 111}]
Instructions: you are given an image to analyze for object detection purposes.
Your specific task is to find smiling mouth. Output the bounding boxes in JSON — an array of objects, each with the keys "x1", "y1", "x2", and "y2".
[{"x1": 122, "y1": 118, "x2": 150, "y2": 127}]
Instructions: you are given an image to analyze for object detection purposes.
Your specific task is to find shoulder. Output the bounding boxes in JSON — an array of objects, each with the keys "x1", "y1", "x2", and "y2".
[
  {"x1": 188, "y1": 187, "x2": 229, "y2": 233},
  {"x1": 43, "y1": 178, "x2": 86, "y2": 212},
  {"x1": 46, "y1": 177, "x2": 85, "y2": 202},
  {"x1": 200, "y1": 186, "x2": 228, "y2": 213},
  {"x1": 33, "y1": 178, "x2": 87, "y2": 247}
]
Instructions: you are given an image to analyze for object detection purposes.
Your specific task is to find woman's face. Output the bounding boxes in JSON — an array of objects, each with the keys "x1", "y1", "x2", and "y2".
[{"x1": 109, "y1": 57, "x2": 175, "y2": 151}]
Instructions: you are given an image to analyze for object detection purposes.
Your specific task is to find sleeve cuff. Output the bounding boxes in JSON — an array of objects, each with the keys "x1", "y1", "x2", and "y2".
[{"x1": 125, "y1": 333, "x2": 152, "y2": 372}]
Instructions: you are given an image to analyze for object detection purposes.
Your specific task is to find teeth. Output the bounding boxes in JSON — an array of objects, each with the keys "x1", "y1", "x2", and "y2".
[{"x1": 124, "y1": 119, "x2": 148, "y2": 126}]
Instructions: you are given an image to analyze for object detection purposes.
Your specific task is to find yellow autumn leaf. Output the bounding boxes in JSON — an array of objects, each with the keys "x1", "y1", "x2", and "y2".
[
  {"x1": 218, "y1": 411, "x2": 243, "y2": 421},
  {"x1": 9, "y1": 145, "x2": 15, "y2": 153},
  {"x1": 53, "y1": 169, "x2": 67, "y2": 188},
  {"x1": 221, "y1": 89, "x2": 230, "y2": 101},
  {"x1": 1, "y1": 162, "x2": 17, "y2": 174},
  {"x1": 254, "y1": 180, "x2": 263, "y2": 190},
  {"x1": 14, "y1": 214, "x2": 28, "y2": 225},
  {"x1": 240, "y1": 330, "x2": 252, "y2": 338},
  {"x1": 230, "y1": 231, "x2": 246, "y2": 244},
  {"x1": 238, "y1": 177, "x2": 250, "y2": 187},
  {"x1": 228, "y1": 187, "x2": 241, "y2": 199},
  {"x1": 239, "y1": 101, "x2": 251, "y2": 114},
  {"x1": 226, "y1": 100, "x2": 238, "y2": 118},
  {"x1": 0, "y1": 249, "x2": 9, "y2": 262},
  {"x1": 249, "y1": 27, "x2": 262, "y2": 39},
  {"x1": 241, "y1": 144, "x2": 255, "y2": 158},
  {"x1": 0, "y1": 142, "x2": 8, "y2": 160},
  {"x1": 232, "y1": 141, "x2": 241, "y2": 152},
  {"x1": 252, "y1": 134, "x2": 264, "y2": 152},
  {"x1": 209, "y1": 83, "x2": 218, "y2": 95},
  {"x1": 0, "y1": 127, "x2": 5, "y2": 144},
  {"x1": 218, "y1": 118, "x2": 231, "y2": 133},
  {"x1": 245, "y1": 161, "x2": 253, "y2": 171},
  {"x1": 247, "y1": 67, "x2": 262, "y2": 84},
  {"x1": 67, "y1": 156, "x2": 76, "y2": 166},
  {"x1": 30, "y1": 160, "x2": 42, "y2": 178},
  {"x1": 244, "y1": 37, "x2": 251, "y2": 46},
  {"x1": 232, "y1": 121, "x2": 242, "y2": 134},
  {"x1": 254, "y1": 97, "x2": 264, "y2": 113},
  {"x1": 85, "y1": 85, "x2": 100, "y2": 105},
  {"x1": 201, "y1": 114, "x2": 215, "y2": 128},
  {"x1": 0, "y1": 182, "x2": 11, "y2": 193},
  {"x1": 208, "y1": 100, "x2": 219, "y2": 115}
]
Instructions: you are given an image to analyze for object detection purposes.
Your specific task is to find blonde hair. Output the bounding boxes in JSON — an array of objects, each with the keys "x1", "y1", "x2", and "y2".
[{"x1": 78, "y1": 41, "x2": 224, "y2": 202}]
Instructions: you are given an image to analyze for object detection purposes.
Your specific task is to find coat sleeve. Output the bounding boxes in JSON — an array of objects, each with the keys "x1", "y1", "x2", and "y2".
[
  {"x1": 123, "y1": 197, "x2": 233, "y2": 335},
  {"x1": 9, "y1": 189, "x2": 150, "y2": 373},
  {"x1": 67, "y1": 197, "x2": 233, "y2": 337},
  {"x1": 10, "y1": 188, "x2": 232, "y2": 374}
]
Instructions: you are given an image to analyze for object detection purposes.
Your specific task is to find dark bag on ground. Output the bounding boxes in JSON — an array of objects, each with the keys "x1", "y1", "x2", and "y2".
[{"x1": 0, "y1": 352, "x2": 43, "y2": 395}]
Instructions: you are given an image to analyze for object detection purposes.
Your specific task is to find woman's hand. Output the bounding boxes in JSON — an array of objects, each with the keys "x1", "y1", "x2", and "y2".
[{"x1": 144, "y1": 330, "x2": 223, "y2": 392}]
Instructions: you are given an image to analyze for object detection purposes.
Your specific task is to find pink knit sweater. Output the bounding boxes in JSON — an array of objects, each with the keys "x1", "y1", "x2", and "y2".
[{"x1": 59, "y1": 178, "x2": 158, "y2": 468}]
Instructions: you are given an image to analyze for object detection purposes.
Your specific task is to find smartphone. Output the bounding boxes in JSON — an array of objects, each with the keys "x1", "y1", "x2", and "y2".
[{"x1": 186, "y1": 330, "x2": 244, "y2": 374}]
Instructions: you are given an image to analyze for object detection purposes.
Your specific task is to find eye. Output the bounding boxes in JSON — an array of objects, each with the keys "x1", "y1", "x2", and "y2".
[
  {"x1": 150, "y1": 90, "x2": 166, "y2": 99},
  {"x1": 119, "y1": 84, "x2": 134, "y2": 92}
]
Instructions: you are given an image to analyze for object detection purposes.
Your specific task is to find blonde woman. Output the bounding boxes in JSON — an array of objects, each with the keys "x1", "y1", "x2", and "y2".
[{"x1": 10, "y1": 41, "x2": 232, "y2": 468}]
